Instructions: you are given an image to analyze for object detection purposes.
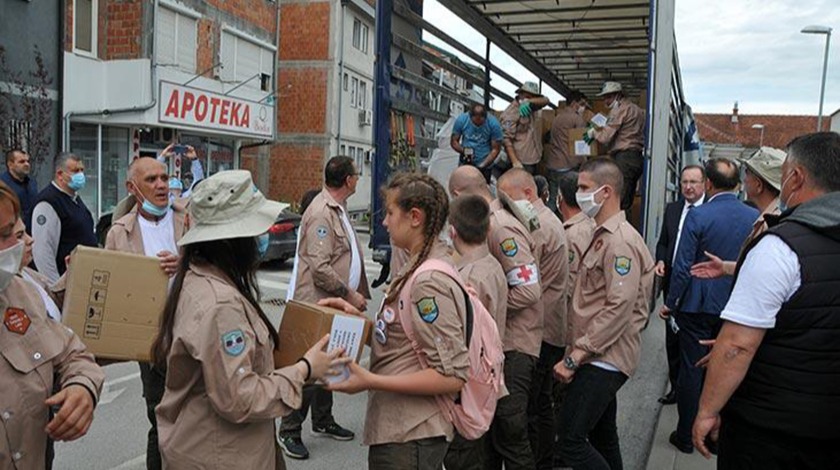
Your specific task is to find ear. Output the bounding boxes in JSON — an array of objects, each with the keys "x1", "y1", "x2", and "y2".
[
  {"x1": 408, "y1": 207, "x2": 425, "y2": 228},
  {"x1": 448, "y1": 225, "x2": 457, "y2": 241}
]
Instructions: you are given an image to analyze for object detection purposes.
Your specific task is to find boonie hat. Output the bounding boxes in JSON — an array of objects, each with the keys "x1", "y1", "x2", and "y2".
[
  {"x1": 516, "y1": 81, "x2": 543, "y2": 97},
  {"x1": 178, "y1": 170, "x2": 284, "y2": 246},
  {"x1": 597, "y1": 81, "x2": 623, "y2": 96},
  {"x1": 743, "y1": 146, "x2": 786, "y2": 191}
]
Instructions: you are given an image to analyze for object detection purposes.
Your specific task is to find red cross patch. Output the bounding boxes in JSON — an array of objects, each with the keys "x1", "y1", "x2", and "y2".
[
  {"x1": 506, "y1": 263, "x2": 540, "y2": 287},
  {"x1": 4, "y1": 308, "x2": 31, "y2": 335}
]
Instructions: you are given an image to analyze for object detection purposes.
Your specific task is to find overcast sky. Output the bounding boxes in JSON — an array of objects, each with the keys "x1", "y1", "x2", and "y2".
[{"x1": 423, "y1": 0, "x2": 839, "y2": 116}]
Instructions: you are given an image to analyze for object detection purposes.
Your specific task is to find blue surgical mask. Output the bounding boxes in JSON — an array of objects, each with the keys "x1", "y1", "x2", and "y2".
[
  {"x1": 133, "y1": 180, "x2": 170, "y2": 217},
  {"x1": 68, "y1": 172, "x2": 86, "y2": 191},
  {"x1": 257, "y1": 233, "x2": 269, "y2": 257}
]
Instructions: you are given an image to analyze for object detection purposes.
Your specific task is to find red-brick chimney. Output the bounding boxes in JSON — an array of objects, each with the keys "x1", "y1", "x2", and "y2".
[{"x1": 731, "y1": 101, "x2": 739, "y2": 124}]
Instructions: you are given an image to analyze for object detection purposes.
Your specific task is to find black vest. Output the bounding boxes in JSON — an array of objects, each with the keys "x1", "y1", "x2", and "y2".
[
  {"x1": 35, "y1": 184, "x2": 97, "y2": 275},
  {"x1": 725, "y1": 220, "x2": 840, "y2": 440}
]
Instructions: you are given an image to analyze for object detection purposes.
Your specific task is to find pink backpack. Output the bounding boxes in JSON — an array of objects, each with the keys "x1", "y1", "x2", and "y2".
[{"x1": 397, "y1": 259, "x2": 505, "y2": 440}]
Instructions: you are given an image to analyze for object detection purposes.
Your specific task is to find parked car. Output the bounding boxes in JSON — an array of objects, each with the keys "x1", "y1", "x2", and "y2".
[{"x1": 261, "y1": 208, "x2": 301, "y2": 264}]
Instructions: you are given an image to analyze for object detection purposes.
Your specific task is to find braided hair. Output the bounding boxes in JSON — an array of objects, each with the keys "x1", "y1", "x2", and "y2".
[{"x1": 383, "y1": 172, "x2": 449, "y2": 304}]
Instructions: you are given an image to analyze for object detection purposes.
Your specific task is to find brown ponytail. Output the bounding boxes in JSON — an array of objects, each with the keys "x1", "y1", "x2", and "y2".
[{"x1": 383, "y1": 172, "x2": 449, "y2": 304}]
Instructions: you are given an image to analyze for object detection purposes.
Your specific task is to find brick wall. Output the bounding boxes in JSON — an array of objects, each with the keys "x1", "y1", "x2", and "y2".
[
  {"x1": 279, "y1": 2, "x2": 331, "y2": 61},
  {"x1": 206, "y1": 0, "x2": 277, "y2": 35},
  {"x1": 278, "y1": 68, "x2": 328, "y2": 134},
  {"x1": 102, "y1": 0, "x2": 143, "y2": 60},
  {"x1": 196, "y1": 18, "x2": 218, "y2": 78},
  {"x1": 268, "y1": 144, "x2": 325, "y2": 204},
  {"x1": 65, "y1": 1, "x2": 73, "y2": 52}
]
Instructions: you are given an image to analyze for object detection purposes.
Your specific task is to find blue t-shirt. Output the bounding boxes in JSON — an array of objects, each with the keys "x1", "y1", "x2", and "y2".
[{"x1": 452, "y1": 113, "x2": 504, "y2": 164}]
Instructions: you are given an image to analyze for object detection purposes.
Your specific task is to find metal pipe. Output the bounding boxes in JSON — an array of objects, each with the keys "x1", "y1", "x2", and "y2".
[
  {"x1": 337, "y1": 0, "x2": 347, "y2": 153},
  {"x1": 817, "y1": 32, "x2": 831, "y2": 131}
]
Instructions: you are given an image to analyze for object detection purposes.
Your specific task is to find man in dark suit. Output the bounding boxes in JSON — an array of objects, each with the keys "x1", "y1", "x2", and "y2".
[
  {"x1": 661, "y1": 158, "x2": 759, "y2": 454},
  {"x1": 654, "y1": 165, "x2": 706, "y2": 404}
]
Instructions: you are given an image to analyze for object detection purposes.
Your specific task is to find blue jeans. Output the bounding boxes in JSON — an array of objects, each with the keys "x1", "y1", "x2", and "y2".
[
  {"x1": 558, "y1": 365, "x2": 627, "y2": 470},
  {"x1": 673, "y1": 311, "x2": 721, "y2": 446}
]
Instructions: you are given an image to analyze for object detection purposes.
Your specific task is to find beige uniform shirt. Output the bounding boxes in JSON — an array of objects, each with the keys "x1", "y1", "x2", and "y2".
[
  {"x1": 365, "y1": 244, "x2": 470, "y2": 446},
  {"x1": 487, "y1": 198, "x2": 543, "y2": 357},
  {"x1": 500, "y1": 100, "x2": 543, "y2": 165},
  {"x1": 293, "y1": 191, "x2": 370, "y2": 303},
  {"x1": 593, "y1": 100, "x2": 645, "y2": 154},
  {"x1": 532, "y1": 200, "x2": 570, "y2": 347},
  {"x1": 563, "y1": 212, "x2": 596, "y2": 344},
  {"x1": 0, "y1": 277, "x2": 104, "y2": 470},
  {"x1": 104, "y1": 203, "x2": 188, "y2": 254},
  {"x1": 571, "y1": 212, "x2": 653, "y2": 377},
  {"x1": 156, "y1": 263, "x2": 306, "y2": 469},
  {"x1": 547, "y1": 107, "x2": 587, "y2": 170},
  {"x1": 456, "y1": 246, "x2": 509, "y2": 341}
]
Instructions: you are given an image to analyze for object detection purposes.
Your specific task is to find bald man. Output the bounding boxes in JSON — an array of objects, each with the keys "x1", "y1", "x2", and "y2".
[
  {"x1": 498, "y1": 169, "x2": 569, "y2": 469},
  {"x1": 105, "y1": 157, "x2": 188, "y2": 470},
  {"x1": 450, "y1": 165, "x2": 543, "y2": 470},
  {"x1": 554, "y1": 158, "x2": 654, "y2": 470}
]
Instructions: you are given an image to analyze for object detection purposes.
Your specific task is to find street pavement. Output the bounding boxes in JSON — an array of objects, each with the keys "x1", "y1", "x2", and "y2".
[{"x1": 54, "y1": 233, "x2": 682, "y2": 470}]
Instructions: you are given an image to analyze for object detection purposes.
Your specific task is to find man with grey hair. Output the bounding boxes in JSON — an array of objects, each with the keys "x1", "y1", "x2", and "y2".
[
  {"x1": 694, "y1": 132, "x2": 840, "y2": 467},
  {"x1": 32, "y1": 153, "x2": 97, "y2": 282}
]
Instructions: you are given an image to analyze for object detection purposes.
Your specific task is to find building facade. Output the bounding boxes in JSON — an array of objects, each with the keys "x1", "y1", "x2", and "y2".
[{"x1": 62, "y1": 0, "x2": 279, "y2": 219}]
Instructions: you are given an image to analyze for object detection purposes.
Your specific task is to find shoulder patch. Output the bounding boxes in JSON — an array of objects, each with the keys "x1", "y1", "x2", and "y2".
[
  {"x1": 315, "y1": 225, "x2": 329, "y2": 239},
  {"x1": 500, "y1": 237, "x2": 519, "y2": 257},
  {"x1": 614, "y1": 256, "x2": 632, "y2": 276},
  {"x1": 37, "y1": 214, "x2": 46, "y2": 226},
  {"x1": 4, "y1": 308, "x2": 31, "y2": 335},
  {"x1": 221, "y1": 329, "x2": 246, "y2": 356},
  {"x1": 416, "y1": 297, "x2": 439, "y2": 323}
]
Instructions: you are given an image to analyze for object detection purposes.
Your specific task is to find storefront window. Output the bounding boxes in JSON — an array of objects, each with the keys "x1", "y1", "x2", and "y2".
[
  {"x1": 208, "y1": 142, "x2": 234, "y2": 174},
  {"x1": 101, "y1": 127, "x2": 129, "y2": 215},
  {"x1": 69, "y1": 123, "x2": 99, "y2": 217}
]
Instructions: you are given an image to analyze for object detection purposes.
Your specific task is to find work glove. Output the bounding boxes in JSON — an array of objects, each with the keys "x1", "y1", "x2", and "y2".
[{"x1": 519, "y1": 100, "x2": 532, "y2": 118}]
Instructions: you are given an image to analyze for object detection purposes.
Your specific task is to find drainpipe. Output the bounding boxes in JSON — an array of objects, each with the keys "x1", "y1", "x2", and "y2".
[
  {"x1": 337, "y1": 0, "x2": 349, "y2": 153},
  {"x1": 62, "y1": 0, "x2": 160, "y2": 151}
]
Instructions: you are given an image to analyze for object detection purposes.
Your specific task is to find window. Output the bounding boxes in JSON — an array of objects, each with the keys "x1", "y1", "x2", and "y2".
[
  {"x1": 352, "y1": 18, "x2": 369, "y2": 54},
  {"x1": 359, "y1": 81, "x2": 367, "y2": 109},
  {"x1": 74, "y1": 0, "x2": 97, "y2": 56},
  {"x1": 221, "y1": 30, "x2": 275, "y2": 91},
  {"x1": 157, "y1": 7, "x2": 198, "y2": 73},
  {"x1": 343, "y1": 73, "x2": 349, "y2": 91},
  {"x1": 340, "y1": 144, "x2": 346, "y2": 156},
  {"x1": 350, "y1": 77, "x2": 359, "y2": 108}
]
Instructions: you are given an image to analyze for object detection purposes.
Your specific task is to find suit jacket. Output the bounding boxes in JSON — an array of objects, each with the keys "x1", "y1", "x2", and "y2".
[
  {"x1": 665, "y1": 193, "x2": 759, "y2": 315},
  {"x1": 655, "y1": 199, "x2": 684, "y2": 297}
]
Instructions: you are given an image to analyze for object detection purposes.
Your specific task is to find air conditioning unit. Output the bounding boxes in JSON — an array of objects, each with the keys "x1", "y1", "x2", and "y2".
[
  {"x1": 358, "y1": 109, "x2": 372, "y2": 127},
  {"x1": 153, "y1": 128, "x2": 176, "y2": 144}
]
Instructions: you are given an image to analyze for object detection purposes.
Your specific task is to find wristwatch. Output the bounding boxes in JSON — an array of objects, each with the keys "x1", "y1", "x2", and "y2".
[{"x1": 563, "y1": 356, "x2": 578, "y2": 371}]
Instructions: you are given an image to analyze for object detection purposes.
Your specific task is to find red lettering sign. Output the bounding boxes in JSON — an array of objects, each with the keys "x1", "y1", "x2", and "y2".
[
  {"x1": 164, "y1": 90, "x2": 180, "y2": 117},
  {"x1": 195, "y1": 95, "x2": 208, "y2": 121},
  {"x1": 181, "y1": 92, "x2": 195, "y2": 119}
]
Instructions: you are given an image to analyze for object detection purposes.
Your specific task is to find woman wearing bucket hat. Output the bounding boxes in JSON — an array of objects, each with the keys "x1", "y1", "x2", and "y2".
[{"x1": 150, "y1": 170, "x2": 349, "y2": 469}]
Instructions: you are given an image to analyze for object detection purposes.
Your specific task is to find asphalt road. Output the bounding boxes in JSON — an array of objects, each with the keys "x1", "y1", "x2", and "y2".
[{"x1": 53, "y1": 233, "x2": 667, "y2": 469}]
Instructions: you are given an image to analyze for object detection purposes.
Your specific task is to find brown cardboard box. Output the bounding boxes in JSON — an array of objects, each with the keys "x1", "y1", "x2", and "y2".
[
  {"x1": 62, "y1": 246, "x2": 169, "y2": 362},
  {"x1": 568, "y1": 127, "x2": 601, "y2": 157},
  {"x1": 274, "y1": 300, "x2": 373, "y2": 368}
]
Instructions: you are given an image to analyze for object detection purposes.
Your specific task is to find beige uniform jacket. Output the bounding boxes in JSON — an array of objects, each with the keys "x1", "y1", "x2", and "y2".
[
  {"x1": 487, "y1": 198, "x2": 543, "y2": 357},
  {"x1": 593, "y1": 100, "x2": 645, "y2": 154},
  {"x1": 500, "y1": 100, "x2": 543, "y2": 165},
  {"x1": 104, "y1": 203, "x2": 188, "y2": 255},
  {"x1": 456, "y1": 246, "x2": 509, "y2": 341},
  {"x1": 293, "y1": 191, "x2": 371, "y2": 303},
  {"x1": 570, "y1": 212, "x2": 653, "y2": 377},
  {"x1": 365, "y1": 244, "x2": 470, "y2": 446},
  {"x1": 533, "y1": 200, "x2": 570, "y2": 347},
  {"x1": 21, "y1": 267, "x2": 64, "y2": 312},
  {"x1": 547, "y1": 107, "x2": 587, "y2": 170},
  {"x1": 0, "y1": 277, "x2": 104, "y2": 470},
  {"x1": 563, "y1": 212, "x2": 596, "y2": 344},
  {"x1": 156, "y1": 263, "x2": 306, "y2": 469}
]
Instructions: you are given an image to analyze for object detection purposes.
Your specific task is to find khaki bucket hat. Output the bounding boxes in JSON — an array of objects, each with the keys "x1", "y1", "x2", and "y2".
[
  {"x1": 516, "y1": 81, "x2": 543, "y2": 97},
  {"x1": 178, "y1": 170, "x2": 284, "y2": 246},
  {"x1": 743, "y1": 146, "x2": 786, "y2": 191}
]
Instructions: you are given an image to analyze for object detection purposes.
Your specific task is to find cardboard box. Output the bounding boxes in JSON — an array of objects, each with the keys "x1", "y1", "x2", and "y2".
[
  {"x1": 568, "y1": 127, "x2": 602, "y2": 157},
  {"x1": 62, "y1": 246, "x2": 169, "y2": 362},
  {"x1": 275, "y1": 300, "x2": 372, "y2": 370}
]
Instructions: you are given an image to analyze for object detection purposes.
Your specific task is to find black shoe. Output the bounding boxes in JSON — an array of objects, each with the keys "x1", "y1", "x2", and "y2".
[
  {"x1": 278, "y1": 435, "x2": 310, "y2": 459},
  {"x1": 658, "y1": 390, "x2": 677, "y2": 405},
  {"x1": 669, "y1": 431, "x2": 694, "y2": 454},
  {"x1": 312, "y1": 422, "x2": 355, "y2": 441}
]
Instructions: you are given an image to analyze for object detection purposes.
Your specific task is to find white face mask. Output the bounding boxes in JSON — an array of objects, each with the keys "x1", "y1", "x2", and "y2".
[
  {"x1": 608, "y1": 98, "x2": 620, "y2": 110},
  {"x1": 0, "y1": 241, "x2": 25, "y2": 292},
  {"x1": 576, "y1": 105, "x2": 586, "y2": 115},
  {"x1": 499, "y1": 191, "x2": 541, "y2": 232},
  {"x1": 576, "y1": 186, "x2": 606, "y2": 218}
]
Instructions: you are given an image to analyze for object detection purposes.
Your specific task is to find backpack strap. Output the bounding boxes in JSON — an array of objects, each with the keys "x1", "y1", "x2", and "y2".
[{"x1": 397, "y1": 259, "x2": 474, "y2": 368}]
